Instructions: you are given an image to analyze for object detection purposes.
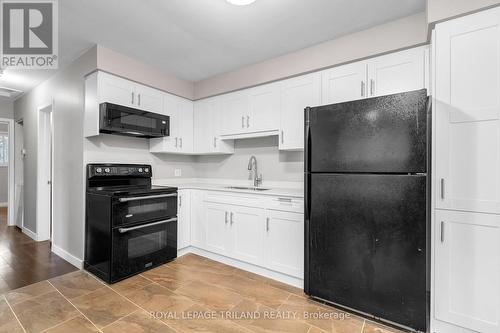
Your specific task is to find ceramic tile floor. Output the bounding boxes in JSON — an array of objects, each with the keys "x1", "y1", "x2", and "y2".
[{"x1": 0, "y1": 253, "x2": 406, "y2": 333}]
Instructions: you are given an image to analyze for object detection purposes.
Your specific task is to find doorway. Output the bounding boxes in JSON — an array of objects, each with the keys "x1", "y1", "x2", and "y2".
[
  {"x1": 0, "y1": 118, "x2": 14, "y2": 228},
  {"x1": 37, "y1": 104, "x2": 53, "y2": 241}
]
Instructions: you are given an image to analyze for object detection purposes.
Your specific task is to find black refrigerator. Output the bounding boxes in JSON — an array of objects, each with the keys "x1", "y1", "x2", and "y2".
[{"x1": 304, "y1": 89, "x2": 429, "y2": 332}]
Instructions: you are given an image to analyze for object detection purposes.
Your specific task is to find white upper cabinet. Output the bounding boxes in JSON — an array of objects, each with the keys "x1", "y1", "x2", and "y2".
[
  {"x1": 367, "y1": 47, "x2": 426, "y2": 97},
  {"x1": 321, "y1": 61, "x2": 367, "y2": 104},
  {"x1": 98, "y1": 72, "x2": 135, "y2": 107},
  {"x1": 247, "y1": 82, "x2": 281, "y2": 133},
  {"x1": 150, "y1": 94, "x2": 194, "y2": 154},
  {"x1": 434, "y1": 210, "x2": 500, "y2": 333},
  {"x1": 193, "y1": 98, "x2": 234, "y2": 155},
  {"x1": 435, "y1": 8, "x2": 500, "y2": 214},
  {"x1": 134, "y1": 84, "x2": 163, "y2": 114},
  {"x1": 280, "y1": 73, "x2": 321, "y2": 150},
  {"x1": 220, "y1": 91, "x2": 250, "y2": 136}
]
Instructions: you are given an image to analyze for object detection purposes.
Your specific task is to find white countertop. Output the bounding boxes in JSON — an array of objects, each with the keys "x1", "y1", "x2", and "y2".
[{"x1": 153, "y1": 178, "x2": 304, "y2": 198}]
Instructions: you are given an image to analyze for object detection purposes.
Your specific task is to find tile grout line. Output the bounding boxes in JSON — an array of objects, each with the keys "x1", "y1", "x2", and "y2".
[
  {"x1": 46, "y1": 280, "x2": 104, "y2": 333},
  {"x1": 361, "y1": 319, "x2": 366, "y2": 333},
  {"x1": 2, "y1": 294, "x2": 27, "y2": 333},
  {"x1": 39, "y1": 314, "x2": 81, "y2": 333},
  {"x1": 102, "y1": 282, "x2": 182, "y2": 333}
]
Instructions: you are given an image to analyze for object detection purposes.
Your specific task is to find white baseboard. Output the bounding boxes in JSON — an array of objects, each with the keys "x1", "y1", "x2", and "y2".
[
  {"x1": 179, "y1": 246, "x2": 303, "y2": 289},
  {"x1": 22, "y1": 227, "x2": 37, "y2": 241},
  {"x1": 0, "y1": 202, "x2": 7, "y2": 207},
  {"x1": 51, "y1": 244, "x2": 83, "y2": 269}
]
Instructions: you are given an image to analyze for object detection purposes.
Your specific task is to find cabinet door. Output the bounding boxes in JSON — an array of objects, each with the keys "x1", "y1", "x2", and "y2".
[
  {"x1": 367, "y1": 47, "x2": 425, "y2": 97},
  {"x1": 204, "y1": 202, "x2": 230, "y2": 255},
  {"x1": 434, "y1": 210, "x2": 500, "y2": 333},
  {"x1": 194, "y1": 99, "x2": 213, "y2": 153},
  {"x1": 435, "y1": 8, "x2": 500, "y2": 214},
  {"x1": 321, "y1": 62, "x2": 367, "y2": 104},
  {"x1": 190, "y1": 190, "x2": 206, "y2": 249},
  {"x1": 220, "y1": 91, "x2": 249, "y2": 136},
  {"x1": 177, "y1": 190, "x2": 191, "y2": 250},
  {"x1": 248, "y1": 82, "x2": 280, "y2": 133},
  {"x1": 265, "y1": 210, "x2": 304, "y2": 278},
  {"x1": 177, "y1": 98, "x2": 193, "y2": 153},
  {"x1": 98, "y1": 72, "x2": 134, "y2": 107},
  {"x1": 135, "y1": 84, "x2": 163, "y2": 113},
  {"x1": 229, "y1": 205, "x2": 265, "y2": 266},
  {"x1": 280, "y1": 73, "x2": 321, "y2": 150}
]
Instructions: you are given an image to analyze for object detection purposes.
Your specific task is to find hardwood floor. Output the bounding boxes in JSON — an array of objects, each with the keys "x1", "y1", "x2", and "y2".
[
  {"x1": 0, "y1": 207, "x2": 77, "y2": 293},
  {"x1": 0, "y1": 253, "x2": 405, "y2": 333}
]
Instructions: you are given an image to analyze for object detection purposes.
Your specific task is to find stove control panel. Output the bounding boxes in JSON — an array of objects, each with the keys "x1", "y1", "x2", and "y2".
[{"x1": 88, "y1": 164, "x2": 152, "y2": 178}]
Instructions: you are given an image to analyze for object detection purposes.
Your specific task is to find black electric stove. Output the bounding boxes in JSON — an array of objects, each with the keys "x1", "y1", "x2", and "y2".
[{"x1": 84, "y1": 164, "x2": 178, "y2": 283}]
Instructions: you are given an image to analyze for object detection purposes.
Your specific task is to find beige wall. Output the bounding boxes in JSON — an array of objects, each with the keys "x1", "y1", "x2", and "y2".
[
  {"x1": 427, "y1": 0, "x2": 500, "y2": 24},
  {"x1": 194, "y1": 12, "x2": 427, "y2": 99},
  {"x1": 96, "y1": 46, "x2": 194, "y2": 100}
]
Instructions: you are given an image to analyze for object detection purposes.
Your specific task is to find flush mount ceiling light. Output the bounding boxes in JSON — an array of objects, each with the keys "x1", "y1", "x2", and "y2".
[{"x1": 226, "y1": 0, "x2": 256, "y2": 6}]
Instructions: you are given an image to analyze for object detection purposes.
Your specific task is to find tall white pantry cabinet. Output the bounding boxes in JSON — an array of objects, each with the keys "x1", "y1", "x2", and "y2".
[{"x1": 432, "y1": 7, "x2": 500, "y2": 333}]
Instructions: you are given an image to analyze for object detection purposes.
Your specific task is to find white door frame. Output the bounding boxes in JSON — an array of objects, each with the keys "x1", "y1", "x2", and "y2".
[
  {"x1": 36, "y1": 102, "x2": 54, "y2": 241},
  {"x1": 0, "y1": 118, "x2": 15, "y2": 227}
]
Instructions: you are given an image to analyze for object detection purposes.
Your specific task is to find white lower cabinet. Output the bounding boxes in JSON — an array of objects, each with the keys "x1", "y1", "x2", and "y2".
[
  {"x1": 434, "y1": 210, "x2": 500, "y2": 333},
  {"x1": 204, "y1": 202, "x2": 229, "y2": 255},
  {"x1": 177, "y1": 190, "x2": 191, "y2": 250},
  {"x1": 190, "y1": 190, "x2": 206, "y2": 248},
  {"x1": 230, "y1": 205, "x2": 265, "y2": 266},
  {"x1": 265, "y1": 210, "x2": 304, "y2": 278}
]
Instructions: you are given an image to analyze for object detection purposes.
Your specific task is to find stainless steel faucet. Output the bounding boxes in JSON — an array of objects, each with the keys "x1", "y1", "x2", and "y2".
[{"x1": 247, "y1": 155, "x2": 262, "y2": 187}]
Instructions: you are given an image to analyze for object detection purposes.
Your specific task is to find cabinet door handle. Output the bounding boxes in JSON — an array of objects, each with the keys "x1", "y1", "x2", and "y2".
[
  {"x1": 179, "y1": 137, "x2": 183, "y2": 148},
  {"x1": 281, "y1": 130, "x2": 284, "y2": 144},
  {"x1": 175, "y1": 137, "x2": 178, "y2": 148},
  {"x1": 241, "y1": 116, "x2": 245, "y2": 128},
  {"x1": 246, "y1": 115, "x2": 250, "y2": 128},
  {"x1": 370, "y1": 79, "x2": 375, "y2": 96},
  {"x1": 213, "y1": 137, "x2": 217, "y2": 148},
  {"x1": 131, "y1": 92, "x2": 134, "y2": 104},
  {"x1": 225, "y1": 211, "x2": 228, "y2": 224},
  {"x1": 230, "y1": 212, "x2": 234, "y2": 225},
  {"x1": 440, "y1": 221, "x2": 445, "y2": 243},
  {"x1": 138, "y1": 93, "x2": 141, "y2": 106},
  {"x1": 440, "y1": 178, "x2": 445, "y2": 199},
  {"x1": 266, "y1": 217, "x2": 269, "y2": 231},
  {"x1": 361, "y1": 81, "x2": 365, "y2": 97},
  {"x1": 179, "y1": 196, "x2": 182, "y2": 207}
]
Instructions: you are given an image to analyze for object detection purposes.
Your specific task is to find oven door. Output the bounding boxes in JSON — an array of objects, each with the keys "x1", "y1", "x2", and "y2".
[
  {"x1": 111, "y1": 217, "x2": 177, "y2": 282},
  {"x1": 112, "y1": 193, "x2": 177, "y2": 227}
]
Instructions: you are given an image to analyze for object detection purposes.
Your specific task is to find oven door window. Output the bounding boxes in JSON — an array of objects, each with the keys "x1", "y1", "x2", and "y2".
[
  {"x1": 112, "y1": 219, "x2": 177, "y2": 282},
  {"x1": 113, "y1": 195, "x2": 177, "y2": 226}
]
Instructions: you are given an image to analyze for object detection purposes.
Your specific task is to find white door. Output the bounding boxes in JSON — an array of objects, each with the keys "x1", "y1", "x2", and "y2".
[
  {"x1": 434, "y1": 210, "x2": 500, "y2": 333},
  {"x1": 248, "y1": 82, "x2": 281, "y2": 133},
  {"x1": 177, "y1": 98, "x2": 193, "y2": 153},
  {"x1": 204, "y1": 202, "x2": 229, "y2": 255},
  {"x1": 280, "y1": 73, "x2": 321, "y2": 150},
  {"x1": 37, "y1": 105, "x2": 53, "y2": 241},
  {"x1": 265, "y1": 210, "x2": 304, "y2": 278},
  {"x1": 98, "y1": 72, "x2": 134, "y2": 107},
  {"x1": 134, "y1": 84, "x2": 163, "y2": 113},
  {"x1": 321, "y1": 61, "x2": 367, "y2": 104},
  {"x1": 220, "y1": 91, "x2": 249, "y2": 136},
  {"x1": 435, "y1": 8, "x2": 500, "y2": 214},
  {"x1": 367, "y1": 47, "x2": 425, "y2": 97},
  {"x1": 14, "y1": 120, "x2": 23, "y2": 228},
  {"x1": 229, "y1": 205, "x2": 265, "y2": 265},
  {"x1": 190, "y1": 190, "x2": 206, "y2": 248},
  {"x1": 177, "y1": 190, "x2": 191, "y2": 250}
]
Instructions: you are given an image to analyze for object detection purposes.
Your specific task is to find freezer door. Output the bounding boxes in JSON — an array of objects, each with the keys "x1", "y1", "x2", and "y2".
[
  {"x1": 307, "y1": 173, "x2": 427, "y2": 331},
  {"x1": 307, "y1": 89, "x2": 427, "y2": 173}
]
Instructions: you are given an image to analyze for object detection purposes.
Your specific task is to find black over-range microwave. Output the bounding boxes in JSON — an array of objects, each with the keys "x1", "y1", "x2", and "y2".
[{"x1": 99, "y1": 102, "x2": 169, "y2": 138}]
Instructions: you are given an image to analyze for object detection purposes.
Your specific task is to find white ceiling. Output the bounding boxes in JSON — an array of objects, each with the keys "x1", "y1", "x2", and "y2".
[{"x1": 0, "y1": 0, "x2": 425, "y2": 99}]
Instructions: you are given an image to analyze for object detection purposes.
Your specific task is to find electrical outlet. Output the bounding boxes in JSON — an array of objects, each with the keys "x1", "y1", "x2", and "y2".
[{"x1": 174, "y1": 169, "x2": 182, "y2": 177}]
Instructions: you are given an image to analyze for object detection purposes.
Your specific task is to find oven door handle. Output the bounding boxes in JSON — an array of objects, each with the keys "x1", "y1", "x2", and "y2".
[
  {"x1": 118, "y1": 217, "x2": 178, "y2": 233},
  {"x1": 118, "y1": 193, "x2": 177, "y2": 203}
]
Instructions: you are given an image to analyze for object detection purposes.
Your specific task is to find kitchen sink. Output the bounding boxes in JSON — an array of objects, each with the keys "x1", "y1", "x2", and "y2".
[{"x1": 225, "y1": 186, "x2": 270, "y2": 191}]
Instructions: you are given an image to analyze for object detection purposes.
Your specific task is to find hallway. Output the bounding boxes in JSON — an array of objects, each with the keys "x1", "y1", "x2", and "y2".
[{"x1": 0, "y1": 208, "x2": 77, "y2": 293}]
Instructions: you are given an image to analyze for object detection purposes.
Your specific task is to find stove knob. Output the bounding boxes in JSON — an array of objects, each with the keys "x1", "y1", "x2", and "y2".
[
  {"x1": 138, "y1": 168, "x2": 143, "y2": 173},
  {"x1": 96, "y1": 167, "x2": 102, "y2": 173},
  {"x1": 104, "y1": 168, "x2": 111, "y2": 173}
]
